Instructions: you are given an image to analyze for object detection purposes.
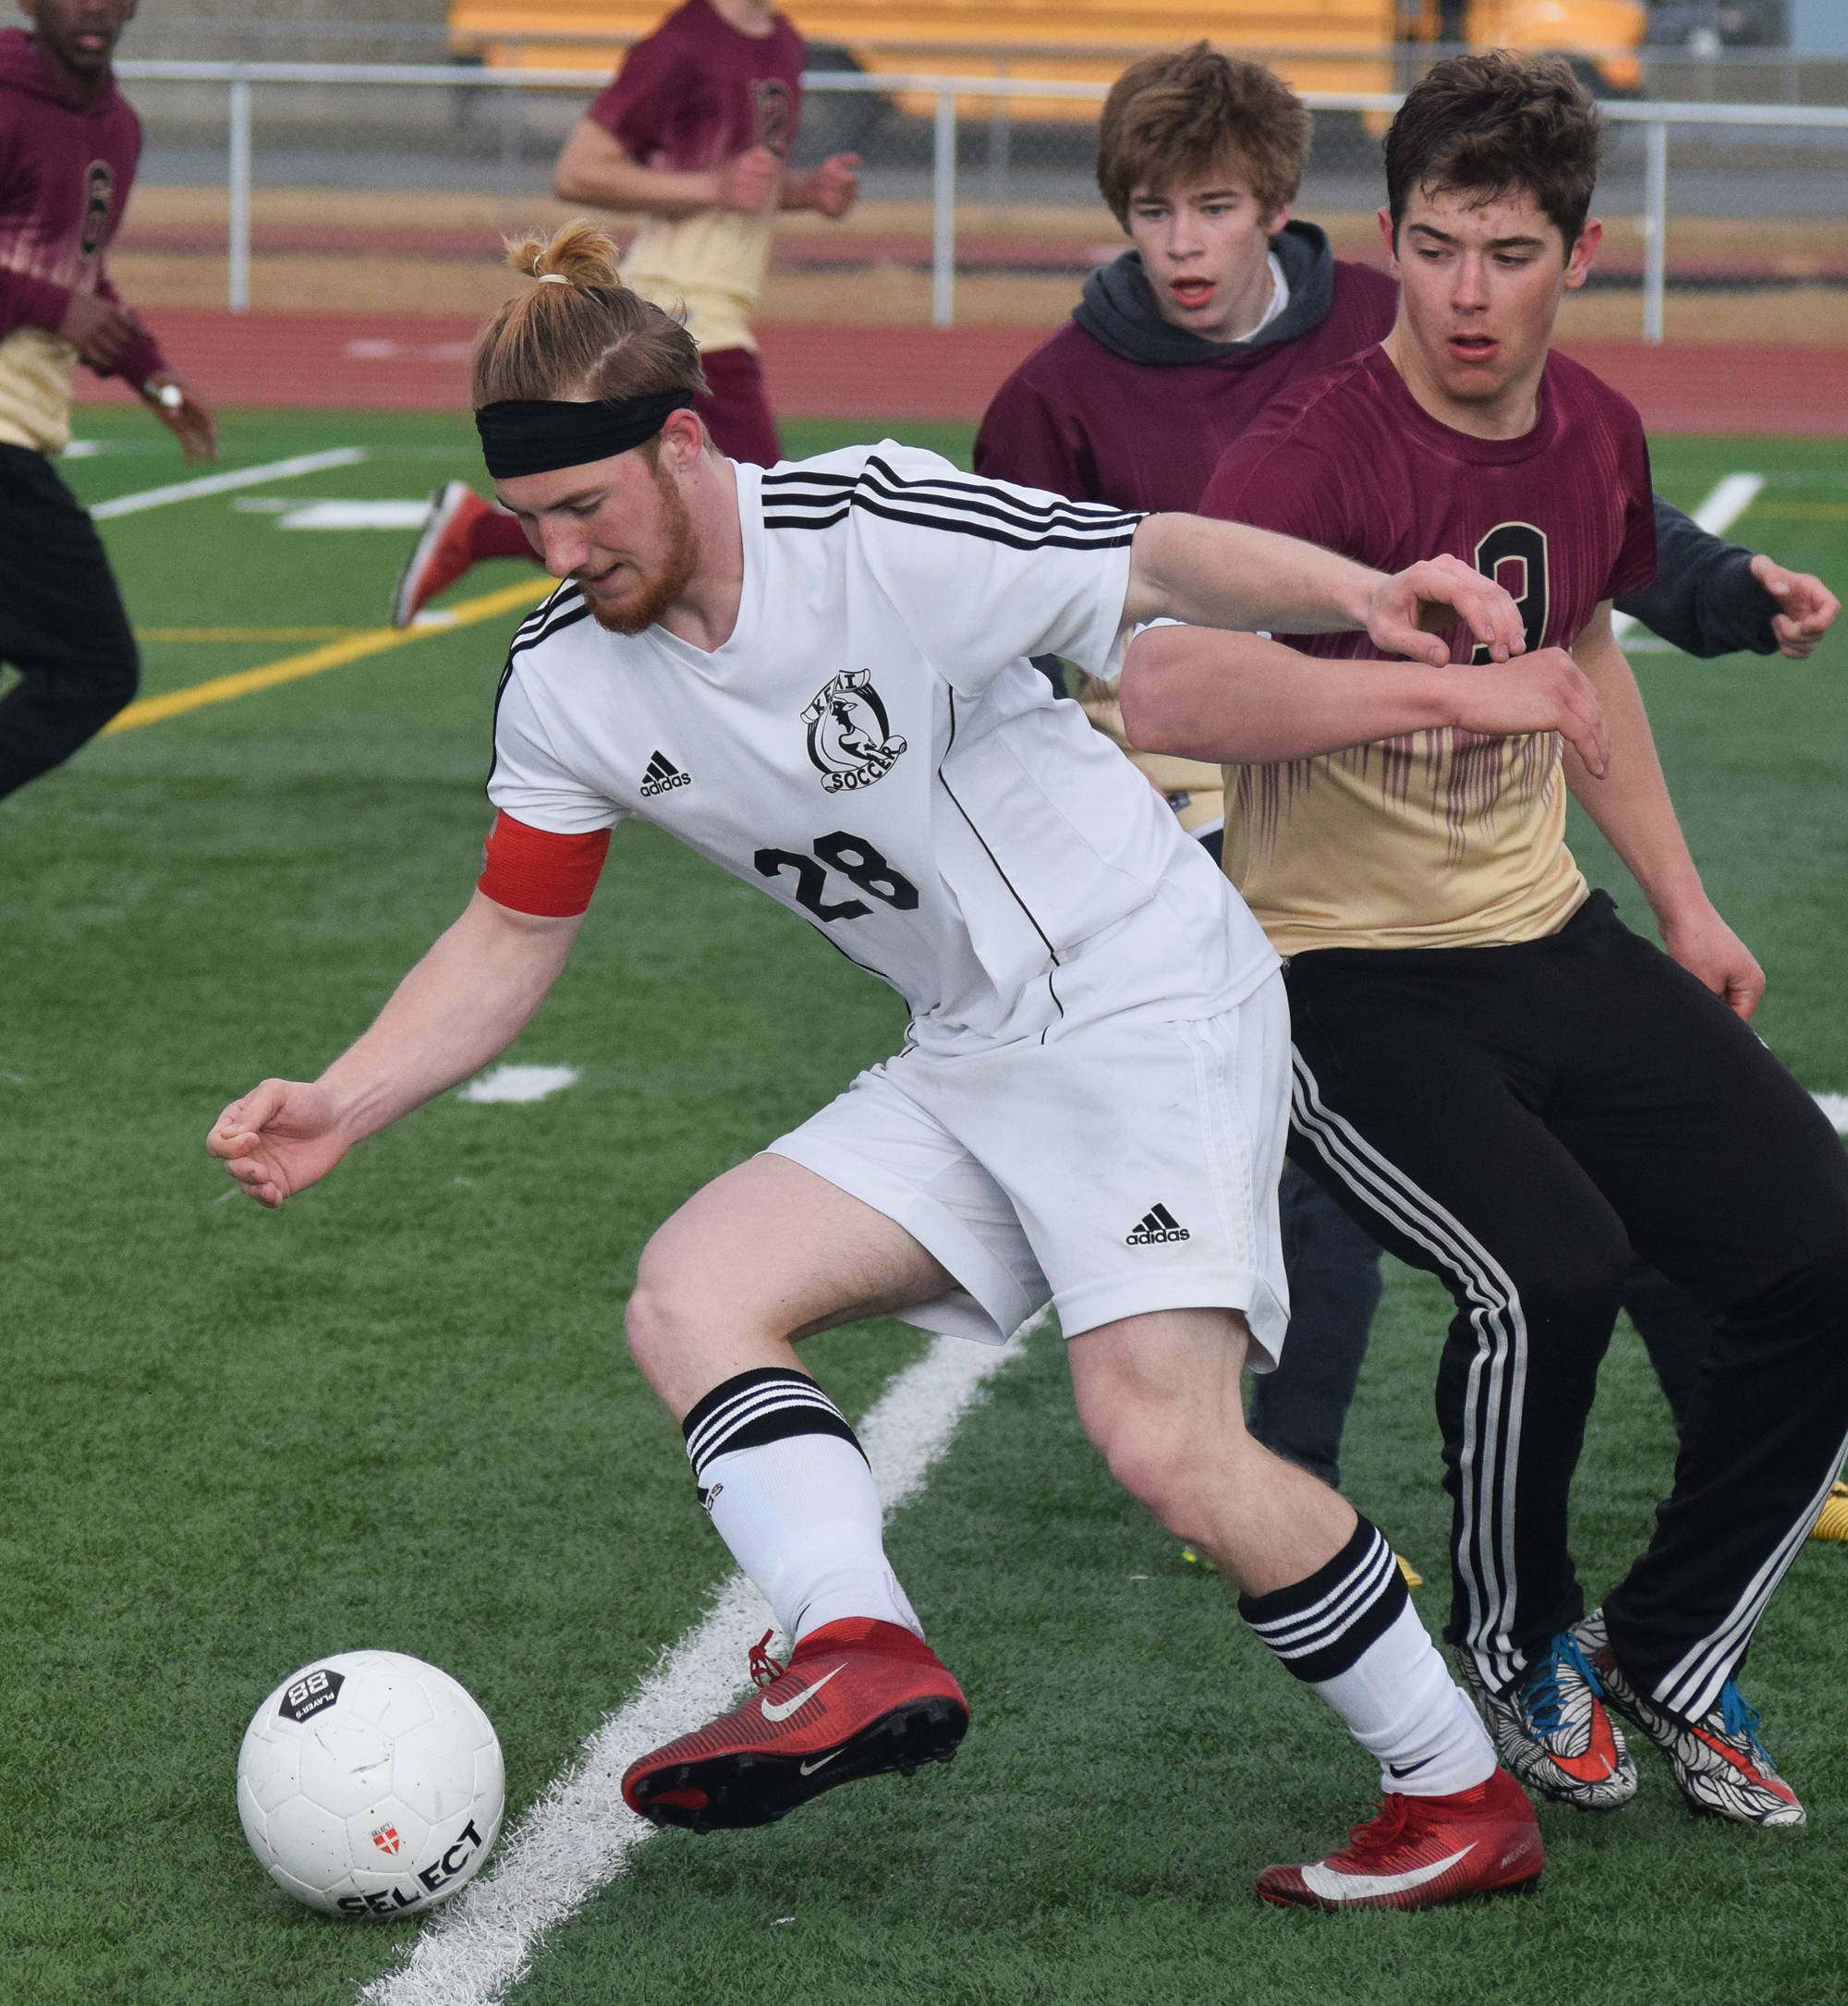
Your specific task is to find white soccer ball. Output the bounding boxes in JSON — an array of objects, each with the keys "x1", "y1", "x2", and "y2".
[{"x1": 237, "y1": 1649, "x2": 505, "y2": 1918}]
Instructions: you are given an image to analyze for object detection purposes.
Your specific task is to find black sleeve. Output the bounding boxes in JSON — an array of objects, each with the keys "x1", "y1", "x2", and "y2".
[{"x1": 1612, "y1": 493, "x2": 1778, "y2": 658}]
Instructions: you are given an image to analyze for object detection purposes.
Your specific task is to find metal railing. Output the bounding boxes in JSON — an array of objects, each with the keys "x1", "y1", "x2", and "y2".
[{"x1": 115, "y1": 60, "x2": 1848, "y2": 338}]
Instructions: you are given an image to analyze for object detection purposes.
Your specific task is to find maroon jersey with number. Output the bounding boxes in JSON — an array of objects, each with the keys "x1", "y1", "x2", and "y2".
[
  {"x1": 0, "y1": 27, "x2": 165, "y2": 453},
  {"x1": 1199, "y1": 343, "x2": 1656, "y2": 956},
  {"x1": 589, "y1": 0, "x2": 804, "y2": 354}
]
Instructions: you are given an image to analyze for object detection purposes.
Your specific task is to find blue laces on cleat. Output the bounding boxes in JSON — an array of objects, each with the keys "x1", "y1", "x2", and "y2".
[
  {"x1": 1716, "y1": 1681, "x2": 1774, "y2": 1761},
  {"x1": 1520, "y1": 1631, "x2": 1602, "y2": 1736}
]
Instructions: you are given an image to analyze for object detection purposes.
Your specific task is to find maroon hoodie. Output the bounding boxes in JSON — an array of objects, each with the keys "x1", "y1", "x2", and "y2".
[
  {"x1": 973, "y1": 224, "x2": 1397, "y2": 828},
  {"x1": 974, "y1": 223, "x2": 1395, "y2": 515},
  {"x1": 0, "y1": 25, "x2": 164, "y2": 452}
]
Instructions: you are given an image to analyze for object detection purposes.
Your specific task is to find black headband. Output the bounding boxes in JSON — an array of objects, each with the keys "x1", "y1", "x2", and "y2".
[{"x1": 474, "y1": 392, "x2": 691, "y2": 480}]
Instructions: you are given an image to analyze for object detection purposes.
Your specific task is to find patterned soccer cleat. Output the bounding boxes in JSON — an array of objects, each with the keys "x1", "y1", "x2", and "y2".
[
  {"x1": 1809, "y1": 1479, "x2": 1848, "y2": 1542},
  {"x1": 391, "y1": 480, "x2": 496, "y2": 627},
  {"x1": 1255, "y1": 1768, "x2": 1543, "y2": 1912},
  {"x1": 622, "y1": 1618, "x2": 969, "y2": 1833},
  {"x1": 1456, "y1": 1628, "x2": 1636, "y2": 1810},
  {"x1": 1578, "y1": 1607, "x2": 1805, "y2": 1827}
]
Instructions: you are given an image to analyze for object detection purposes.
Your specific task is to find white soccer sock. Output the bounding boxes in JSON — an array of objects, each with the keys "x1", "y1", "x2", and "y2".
[
  {"x1": 683, "y1": 1368, "x2": 921, "y2": 1644},
  {"x1": 1240, "y1": 1519, "x2": 1495, "y2": 1799}
]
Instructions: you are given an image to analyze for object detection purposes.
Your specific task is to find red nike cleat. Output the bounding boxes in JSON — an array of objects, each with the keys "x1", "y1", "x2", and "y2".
[
  {"x1": 622, "y1": 1618, "x2": 969, "y2": 1833},
  {"x1": 1255, "y1": 1769, "x2": 1543, "y2": 1912},
  {"x1": 391, "y1": 480, "x2": 497, "y2": 627}
]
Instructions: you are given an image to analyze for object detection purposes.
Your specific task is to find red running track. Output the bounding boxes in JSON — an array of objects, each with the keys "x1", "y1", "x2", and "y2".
[{"x1": 74, "y1": 309, "x2": 1848, "y2": 435}]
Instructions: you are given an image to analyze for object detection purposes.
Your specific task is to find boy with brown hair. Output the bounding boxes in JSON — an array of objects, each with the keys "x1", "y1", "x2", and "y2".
[
  {"x1": 1125, "y1": 51, "x2": 1848, "y2": 1830},
  {"x1": 976, "y1": 37, "x2": 1839, "y2": 1508}
]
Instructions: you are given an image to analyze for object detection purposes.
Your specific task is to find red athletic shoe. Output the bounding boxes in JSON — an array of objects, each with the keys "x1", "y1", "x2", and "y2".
[
  {"x1": 390, "y1": 480, "x2": 496, "y2": 627},
  {"x1": 1255, "y1": 1769, "x2": 1543, "y2": 1912},
  {"x1": 622, "y1": 1618, "x2": 969, "y2": 1833}
]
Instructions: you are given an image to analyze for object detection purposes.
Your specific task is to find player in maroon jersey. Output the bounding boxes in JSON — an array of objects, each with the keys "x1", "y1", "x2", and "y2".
[
  {"x1": 390, "y1": 0, "x2": 858, "y2": 628},
  {"x1": 972, "y1": 42, "x2": 1839, "y2": 1512},
  {"x1": 1124, "y1": 55, "x2": 1846, "y2": 1858},
  {"x1": 0, "y1": 0, "x2": 214, "y2": 800}
]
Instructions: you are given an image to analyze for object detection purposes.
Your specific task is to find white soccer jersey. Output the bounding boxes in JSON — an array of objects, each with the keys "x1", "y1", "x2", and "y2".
[{"x1": 486, "y1": 443, "x2": 1277, "y2": 1052}]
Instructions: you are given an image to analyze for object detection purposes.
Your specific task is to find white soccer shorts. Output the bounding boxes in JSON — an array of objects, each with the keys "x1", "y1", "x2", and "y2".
[{"x1": 767, "y1": 970, "x2": 1293, "y2": 1365}]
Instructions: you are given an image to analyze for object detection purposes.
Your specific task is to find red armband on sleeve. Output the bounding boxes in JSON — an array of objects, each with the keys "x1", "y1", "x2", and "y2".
[{"x1": 478, "y1": 811, "x2": 612, "y2": 917}]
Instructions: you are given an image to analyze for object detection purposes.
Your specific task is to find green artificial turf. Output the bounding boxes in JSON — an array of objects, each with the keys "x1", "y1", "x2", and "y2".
[{"x1": 0, "y1": 409, "x2": 1842, "y2": 2005}]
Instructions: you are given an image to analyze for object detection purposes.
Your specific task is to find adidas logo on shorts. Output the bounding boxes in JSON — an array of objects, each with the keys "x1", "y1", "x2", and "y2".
[
  {"x1": 1125, "y1": 1202, "x2": 1190, "y2": 1246},
  {"x1": 641, "y1": 750, "x2": 691, "y2": 797}
]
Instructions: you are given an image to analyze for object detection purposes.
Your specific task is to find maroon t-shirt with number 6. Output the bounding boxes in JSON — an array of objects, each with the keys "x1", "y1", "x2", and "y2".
[{"x1": 589, "y1": 0, "x2": 803, "y2": 174}]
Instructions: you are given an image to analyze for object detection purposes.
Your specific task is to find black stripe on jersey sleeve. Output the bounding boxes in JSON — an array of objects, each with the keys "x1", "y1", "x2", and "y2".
[
  {"x1": 846, "y1": 493, "x2": 1139, "y2": 553},
  {"x1": 506, "y1": 591, "x2": 592, "y2": 663},
  {"x1": 760, "y1": 468, "x2": 857, "y2": 493},
  {"x1": 483, "y1": 650, "x2": 516, "y2": 801},
  {"x1": 759, "y1": 470, "x2": 857, "y2": 530},
  {"x1": 508, "y1": 577, "x2": 580, "y2": 642},
  {"x1": 762, "y1": 505, "x2": 853, "y2": 531},
  {"x1": 860, "y1": 454, "x2": 1143, "y2": 538},
  {"x1": 485, "y1": 585, "x2": 590, "y2": 799},
  {"x1": 762, "y1": 457, "x2": 1142, "y2": 549}
]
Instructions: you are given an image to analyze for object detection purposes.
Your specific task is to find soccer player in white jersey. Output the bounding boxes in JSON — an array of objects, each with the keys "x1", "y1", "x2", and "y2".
[{"x1": 209, "y1": 223, "x2": 1611, "y2": 1912}]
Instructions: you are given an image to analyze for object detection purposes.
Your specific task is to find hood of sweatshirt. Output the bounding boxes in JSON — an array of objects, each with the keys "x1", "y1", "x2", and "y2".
[
  {"x1": 1071, "y1": 218, "x2": 1342, "y2": 368},
  {"x1": 0, "y1": 27, "x2": 124, "y2": 113}
]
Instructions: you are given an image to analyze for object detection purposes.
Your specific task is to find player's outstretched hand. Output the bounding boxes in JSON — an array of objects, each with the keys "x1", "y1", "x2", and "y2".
[
  {"x1": 1658, "y1": 902, "x2": 1766, "y2": 1021},
  {"x1": 1451, "y1": 647, "x2": 1609, "y2": 776},
  {"x1": 1368, "y1": 555, "x2": 1526, "y2": 666},
  {"x1": 1749, "y1": 553, "x2": 1840, "y2": 660},
  {"x1": 208, "y1": 1079, "x2": 350, "y2": 1208}
]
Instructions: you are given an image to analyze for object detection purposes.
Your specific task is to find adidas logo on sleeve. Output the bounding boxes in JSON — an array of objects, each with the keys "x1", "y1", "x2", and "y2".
[
  {"x1": 1125, "y1": 1203, "x2": 1190, "y2": 1246},
  {"x1": 640, "y1": 750, "x2": 691, "y2": 798}
]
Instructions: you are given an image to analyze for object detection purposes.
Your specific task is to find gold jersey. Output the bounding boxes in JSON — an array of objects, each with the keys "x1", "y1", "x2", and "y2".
[{"x1": 1223, "y1": 731, "x2": 1587, "y2": 956}]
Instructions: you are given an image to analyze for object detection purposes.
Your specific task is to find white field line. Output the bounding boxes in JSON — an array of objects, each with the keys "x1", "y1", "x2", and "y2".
[
  {"x1": 1817, "y1": 1092, "x2": 1848, "y2": 1136},
  {"x1": 89, "y1": 447, "x2": 367, "y2": 520},
  {"x1": 1615, "y1": 472, "x2": 1765, "y2": 646},
  {"x1": 456, "y1": 1065, "x2": 580, "y2": 1105},
  {"x1": 360, "y1": 1321, "x2": 1033, "y2": 2006},
  {"x1": 279, "y1": 499, "x2": 435, "y2": 530}
]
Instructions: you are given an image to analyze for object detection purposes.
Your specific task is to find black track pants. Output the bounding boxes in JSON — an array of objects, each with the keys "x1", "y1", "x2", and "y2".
[
  {"x1": 0, "y1": 444, "x2": 139, "y2": 799},
  {"x1": 1284, "y1": 892, "x2": 1848, "y2": 1712}
]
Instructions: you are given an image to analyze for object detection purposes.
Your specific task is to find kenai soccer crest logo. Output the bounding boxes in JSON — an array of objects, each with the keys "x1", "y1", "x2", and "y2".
[{"x1": 802, "y1": 670, "x2": 907, "y2": 794}]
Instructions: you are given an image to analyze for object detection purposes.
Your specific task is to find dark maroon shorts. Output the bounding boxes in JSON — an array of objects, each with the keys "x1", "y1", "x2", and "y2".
[{"x1": 693, "y1": 345, "x2": 781, "y2": 467}]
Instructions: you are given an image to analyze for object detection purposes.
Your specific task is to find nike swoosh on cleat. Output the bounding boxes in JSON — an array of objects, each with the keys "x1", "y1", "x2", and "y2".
[
  {"x1": 798, "y1": 1749, "x2": 845, "y2": 1776},
  {"x1": 1685, "y1": 1722, "x2": 1795, "y2": 1794},
  {"x1": 760, "y1": 1664, "x2": 846, "y2": 1723},
  {"x1": 1300, "y1": 1843, "x2": 1477, "y2": 1902},
  {"x1": 1553, "y1": 1708, "x2": 1621, "y2": 1782}
]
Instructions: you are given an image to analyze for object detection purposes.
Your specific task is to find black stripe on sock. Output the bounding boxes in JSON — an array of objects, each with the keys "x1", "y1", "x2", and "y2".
[
  {"x1": 680, "y1": 1366, "x2": 864, "y2": 1483},
  {"x1": 1237, "y1": 1516, "x2": 1409, "y2": 1684}
]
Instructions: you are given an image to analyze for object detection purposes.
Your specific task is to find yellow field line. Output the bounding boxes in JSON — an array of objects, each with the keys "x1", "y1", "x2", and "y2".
[
  {"x1": 103, "y1": 578, "x2": 553, "y2": 736},
  {"x1": 134, "y1": 626, "x2": 365, "y2": 643}
]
